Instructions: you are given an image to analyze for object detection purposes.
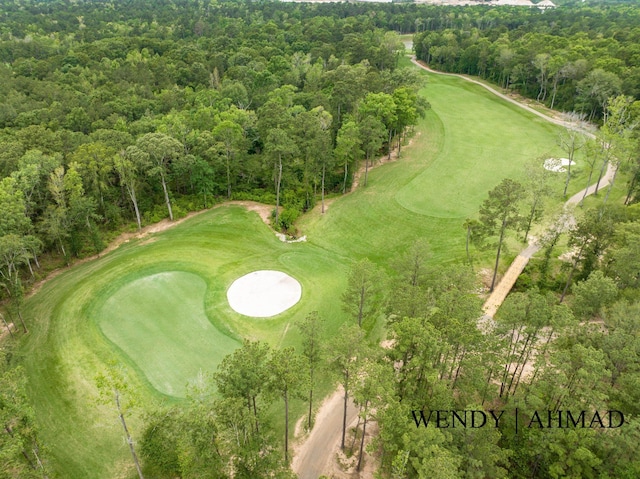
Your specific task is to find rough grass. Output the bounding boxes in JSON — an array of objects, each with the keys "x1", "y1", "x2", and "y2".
[{"x1": 19, "y1": 62, "x2": 582, "y2": 478}]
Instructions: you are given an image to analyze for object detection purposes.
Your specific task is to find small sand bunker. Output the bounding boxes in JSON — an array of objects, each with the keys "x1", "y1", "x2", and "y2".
[
  {"x1": 544, "y1": 158, "x2": 576, "y2": 172},
  {"x1": 227, "y1": 270, "x2": 302, "y2": 317}
]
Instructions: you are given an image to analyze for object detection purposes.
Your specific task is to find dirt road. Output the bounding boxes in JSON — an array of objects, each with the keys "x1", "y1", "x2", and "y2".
[{"x1": 292, "y1": 387, "x2": 359, "y2": 479}]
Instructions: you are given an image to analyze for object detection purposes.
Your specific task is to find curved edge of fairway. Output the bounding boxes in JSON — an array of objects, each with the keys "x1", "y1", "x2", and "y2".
[{"x1": 394, "y1": 70, "x2": 565, "y2": 219}]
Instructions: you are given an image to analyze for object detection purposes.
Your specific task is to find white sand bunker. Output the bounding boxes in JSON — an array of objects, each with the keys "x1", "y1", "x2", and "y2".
[
  {"x1": 544, "y1": 158, "x2": 576, "y2": 172},
  {"x1": 227, "y1": 270, "x2": 302, "y2": 317}
]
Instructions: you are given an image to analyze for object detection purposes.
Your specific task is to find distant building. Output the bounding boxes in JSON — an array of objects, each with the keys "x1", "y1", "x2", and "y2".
[
  {"x1": 494, "y1": 0, "x2": 534, "y2": 6},
  {"x1": 536, "y1": 0, "x2": 557, "y2": 9}
]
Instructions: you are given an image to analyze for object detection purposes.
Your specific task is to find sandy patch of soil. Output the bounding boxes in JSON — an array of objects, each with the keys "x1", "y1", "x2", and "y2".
[
  {"x1": 227, "y1": 200, "x2": 274, "y2": 225},
  {"x1": 544, "y1": 158, "x2": 576, "y2": 173},
  {"x1": 380, "y1": 339, "x2": 395, "y2": 350},
  {"x1": 323, "y1": 418, "x2": 380, "y2": 479},
  {"x1": 477, "y1": 268, "x2": 495, "y2": 293},
  {"x1": 0, "y1": 322, "x2": 17, "y2": 340}
]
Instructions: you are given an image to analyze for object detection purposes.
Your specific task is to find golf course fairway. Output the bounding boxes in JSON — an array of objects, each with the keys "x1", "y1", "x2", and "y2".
[{"x1": 20, "y1": 67, "x2": 585, "y2": 478}]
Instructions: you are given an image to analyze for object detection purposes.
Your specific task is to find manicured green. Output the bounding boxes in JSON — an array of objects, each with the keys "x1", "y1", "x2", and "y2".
[
  {"x1": 21, "y1": 64, "x2": 579, "y2": 478},
  {"x1": 97, "y1": 271, "x2": 238, "y2": 397}
]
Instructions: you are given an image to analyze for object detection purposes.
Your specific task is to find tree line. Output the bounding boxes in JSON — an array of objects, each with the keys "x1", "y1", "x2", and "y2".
[
  {"x1": 414, "y1": 1, "x2": 640, "y2": 122},
  {"x1": 0, "y1": 0, "x2": 429, "y2": 335}
]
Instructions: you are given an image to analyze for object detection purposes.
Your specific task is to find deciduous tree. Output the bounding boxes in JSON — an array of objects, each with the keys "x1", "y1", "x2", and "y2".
[
  {"x1": 267, "y1": 347, "x2": 306, "y2": 463},
  {"x1": 95, "y1": 364, "x2": 145, "y2": 479},
  {"x1": 136, "y1": 133, "x2": 183, "y2": 221},
  {"x1": 329, "y1": 324, "x2": 365, "y2": 450}
]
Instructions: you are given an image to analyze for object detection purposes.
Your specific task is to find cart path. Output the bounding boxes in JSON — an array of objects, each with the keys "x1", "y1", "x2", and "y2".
[
  {"x1": 480, "y1": 158, "x2": 614, "y2": 321},
  {"x1": 291, "y1": 387, "x2": 358, "y2": 479}
]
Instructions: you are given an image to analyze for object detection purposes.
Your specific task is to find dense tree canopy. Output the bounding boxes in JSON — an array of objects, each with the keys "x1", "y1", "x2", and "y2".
[{"x1": 3, "y1": 1, "x2": 640, "y2": 478}]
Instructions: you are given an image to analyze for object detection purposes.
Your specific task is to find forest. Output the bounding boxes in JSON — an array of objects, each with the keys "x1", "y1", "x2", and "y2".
[{"x1": 1, "y1": 0, "x2": 640, "y2": 478}]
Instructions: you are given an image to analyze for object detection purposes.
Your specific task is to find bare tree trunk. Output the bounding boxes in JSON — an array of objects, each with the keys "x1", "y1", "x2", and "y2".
[
  {"x1": 350, "y1": 411, "x2": 361, "y2": 453},
  {"x1": 5, "y1": 426, "x2": 37, "y2": 469},
  {"x1": 0, "y1": 313, "x2": 13, "y2": 338},
  {"x1": 357, "y1": 401, "x2": 369, "y2": 472},
  {"x1": 500, "y1": 327, "x2": 521, "y2": 398},
  {"x1": 308, "y1": 385, "x2": 314, "y2": 430},
  {"x1": 342, "y1": 162, "x2": 348, "y2": 194},
  {"x1": 26, "y1": 258, "x2": 34, "y2": 278},
  {"x1": 528, "y1": 328, "x2": 555, "y2": 389},
  {"x1": 59, "y1": 239, "x2": 66, "y2": 259},
  {"x1": 563, "y1": 152, "x2": 573, "y2": 197},
  {"x1": 603, "y1": 165, "x2": 618, "y2": 207},
  {"x1": 284, "y1": 392, "x2": 289, "y2": 463},
  {"x1": 506, "y1": 333, "x2": 534, "y2": 398},
  {"x1": 226, "y1": 154, "x2": 232, "y2": 199},
  {"x1": 560, "y1": 244, "x2": 584, "y2": 303},
  {"x1": 341, "y1": 373, "x2": 349, "y2": 450},
  {"x1": 490, "y1": 219, "x2": 507, "y2": 292},
  {"x1": 364, "y1": 154, "x2": 369, "y2": 187},
  {"x1": 625, "y1": 173, "x2": 637, "y2": 205},
  {"x1": 275, "y1": 154, "x2": 283, "y2": 226},
  {"x1": 321, "y1": 163, "x2": 326, "y2": 214},
  {"x1": 126, "y1": 186, "x2": 142, "y2": 231},
  {"x1": 550, "y1": 76, "x2": 559, "y2": 110},
  {"x1": 524, "y1": 199, "x2": 539, "y2": 243},
  {"x1": 594, "y1": 157, "x2": 609, "y2": 195},
  {"x1": 253, "y1": 396, "x2": 259, "y2": 434},
  {"x1": 17, "y1": 309, "x2": 27, "y2": 334},
  {"x1": 159, "y1": 171, "x2": 173, "y2": 221},
  {"x1": 33, "y1": 445, "x2": 50, "y2": 479},
  {"x1": 481, "y1": 367, "x2": 494, "y2": 406},
  {"x1": 579, "y1": 164, "x2": 595, "y2": 206},
  {"x1": 115, "y1": 390, "x2": 145, "y2": 479}
]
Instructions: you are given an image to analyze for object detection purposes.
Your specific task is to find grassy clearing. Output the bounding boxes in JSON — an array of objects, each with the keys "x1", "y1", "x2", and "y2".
[{"x1": 19, "y1": 60, "x2": 579, "y2": 477}]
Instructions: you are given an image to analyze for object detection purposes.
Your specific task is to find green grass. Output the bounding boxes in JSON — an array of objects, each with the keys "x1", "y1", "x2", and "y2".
[
  {"x1": 97, "y1": 271, "x2": 239, "y2": 397},
  {"x1": 396, "y1": 75, "x2": 561, "y2": 218},
  {"x1": 18, "y1": 62, "x2": 585, "y2": 478},
  {"x1": 299, "y1": 70, "x2": 569, "y2": 266},
  {"x1": 20, "y1": 207, "x2": 349, "y2": 478}
]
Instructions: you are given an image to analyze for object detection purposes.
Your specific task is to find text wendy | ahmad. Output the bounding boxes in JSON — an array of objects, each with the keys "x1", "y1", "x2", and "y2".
[{"x1": 411, "y1": 410, "x2": 625, "y2": 431}]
